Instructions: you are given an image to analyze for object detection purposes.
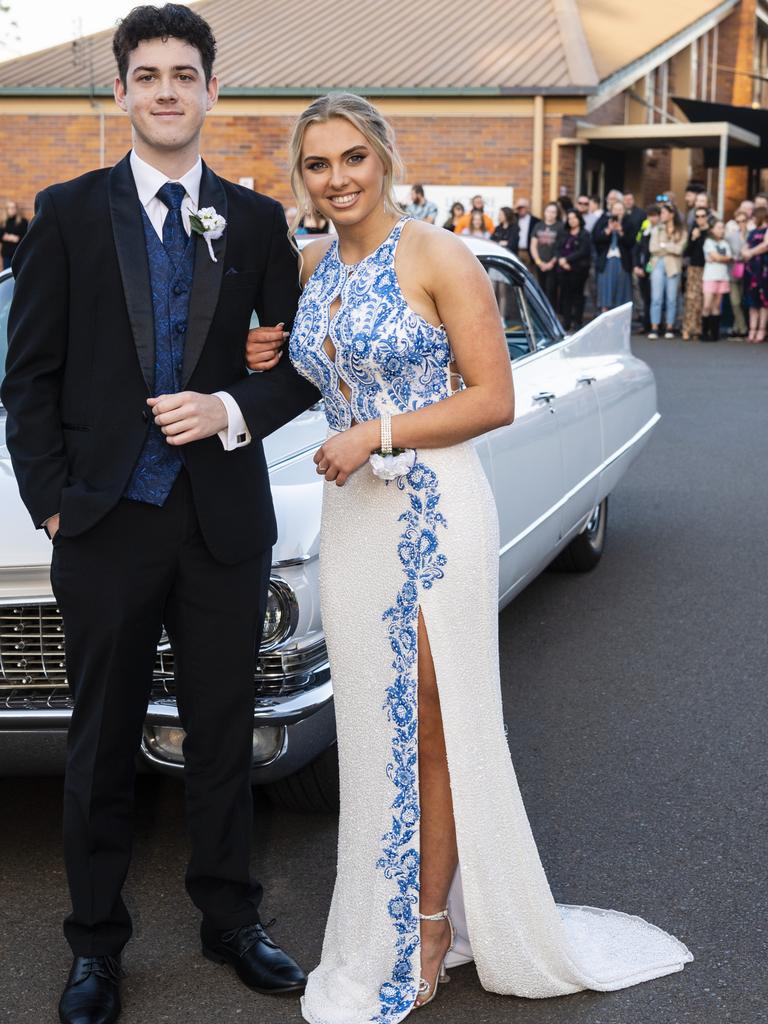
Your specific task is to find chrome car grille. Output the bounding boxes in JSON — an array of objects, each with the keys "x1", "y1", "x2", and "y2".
[
  {"x1": 0, "y1": 603, "x2": 326, "y2": 706},
  {"x1": 0, "y1": 605, "x2": 68, "y2": 691}
]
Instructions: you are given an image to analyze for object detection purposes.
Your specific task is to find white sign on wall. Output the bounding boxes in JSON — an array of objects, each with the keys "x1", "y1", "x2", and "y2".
[{"x1": 395, "y1": 184, "x2": 515, "y2": 229}]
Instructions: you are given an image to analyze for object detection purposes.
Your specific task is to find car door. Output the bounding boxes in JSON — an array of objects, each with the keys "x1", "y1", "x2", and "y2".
[
  {"x1": 523, "y1": 284, "x2": 603, "y2": 538},
  {"x1": 478, "y1": 258, "x2": 564, "y2": 603}
]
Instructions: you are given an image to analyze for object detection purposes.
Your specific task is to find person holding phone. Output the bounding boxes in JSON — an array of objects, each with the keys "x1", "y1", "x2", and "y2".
[{"x1": 593, "y1": 199, "x2": 634, "y2": 312}]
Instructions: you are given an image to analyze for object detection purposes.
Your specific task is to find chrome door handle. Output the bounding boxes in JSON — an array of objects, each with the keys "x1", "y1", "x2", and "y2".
[
  {"x1": 577, "y1": 375, "x2": 596, "y2": 385},
  {"x1": 533, "y1": 391, "x2": 556, "y2": 402}
]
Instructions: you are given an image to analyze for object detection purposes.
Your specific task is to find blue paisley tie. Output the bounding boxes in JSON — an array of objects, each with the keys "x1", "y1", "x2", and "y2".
[{"x1": 156, "y1": 181, "x2": 188, "y2": 266}]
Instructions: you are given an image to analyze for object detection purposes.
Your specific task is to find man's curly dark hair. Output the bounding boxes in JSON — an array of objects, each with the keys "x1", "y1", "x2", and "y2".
[{"x1": 112, "y1": 4, "x2": 217, "y2": 86}]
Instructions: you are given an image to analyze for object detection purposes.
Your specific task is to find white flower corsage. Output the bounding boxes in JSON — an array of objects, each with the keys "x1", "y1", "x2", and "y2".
[
  {"x1": 189, "y1": 205, "x2": 227, "y2": 262},
  {"x1": 369, "y1": 448, "x2": 417, "y2": 480}
]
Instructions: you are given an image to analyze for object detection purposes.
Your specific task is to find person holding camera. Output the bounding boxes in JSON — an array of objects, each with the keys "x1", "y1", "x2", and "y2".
[{"x1": 593, "y1": 199, "x2": 634, "y2": 313}]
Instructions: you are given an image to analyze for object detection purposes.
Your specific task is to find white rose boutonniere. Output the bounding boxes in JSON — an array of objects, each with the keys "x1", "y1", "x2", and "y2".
[{"x1": 189, "y1": 205, "x2": 227, "y2": 262}]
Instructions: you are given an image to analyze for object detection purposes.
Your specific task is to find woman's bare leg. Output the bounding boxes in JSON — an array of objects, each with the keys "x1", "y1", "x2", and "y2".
[{"x1": 414, "y1": 609, "x2": 458, "y2": 1006}]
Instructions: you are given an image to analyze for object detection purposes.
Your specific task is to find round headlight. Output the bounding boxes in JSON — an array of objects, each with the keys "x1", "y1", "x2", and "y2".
[{"x1": 261, "y1": 579, "x2": 298, "y2": 648}]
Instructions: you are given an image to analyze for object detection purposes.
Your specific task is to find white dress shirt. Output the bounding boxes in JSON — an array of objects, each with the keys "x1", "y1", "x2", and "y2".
[
  {"x1": 130, "y1": 149, "x2": 251, "y2": 451},
  {"x1": 517, "y1": 213, "x2": 531, "y2": 250}
]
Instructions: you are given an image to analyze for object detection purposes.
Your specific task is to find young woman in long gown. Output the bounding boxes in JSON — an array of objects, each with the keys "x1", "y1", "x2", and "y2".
[{"x1": 247, "y1": 93, "x2": 692, "y2": 1024}]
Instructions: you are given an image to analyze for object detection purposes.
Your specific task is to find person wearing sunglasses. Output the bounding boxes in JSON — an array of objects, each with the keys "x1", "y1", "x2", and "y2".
[{"x1": 682, "y1": 208, "x2": 713, "y2": 340}]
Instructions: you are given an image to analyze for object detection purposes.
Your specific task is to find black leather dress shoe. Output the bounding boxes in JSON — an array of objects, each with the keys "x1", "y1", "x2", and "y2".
[
  {"x1": 59, "y1": 955, "x2": 121, "y2": 1024},
  {"x1": 201, "y1": 921, "x2": 307, "y2": 994}
]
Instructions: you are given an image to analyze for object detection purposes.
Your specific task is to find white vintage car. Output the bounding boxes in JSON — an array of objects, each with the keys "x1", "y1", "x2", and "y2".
[{"x1": 0, "y1": 239, "x2": 658, "y2": 810}]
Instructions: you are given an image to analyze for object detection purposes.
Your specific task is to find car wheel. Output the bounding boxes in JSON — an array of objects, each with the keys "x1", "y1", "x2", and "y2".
[
  {"x1": 550, "y1": 497, "x2": 608, "y2": 573},
  {"x1": 263, "y1": 742, "x2": 340, "y2": 813}
]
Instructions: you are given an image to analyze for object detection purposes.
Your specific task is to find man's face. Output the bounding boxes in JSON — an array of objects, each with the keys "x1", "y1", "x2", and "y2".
[
  {"x1": 694, "y1": 193, "x2": 709, "y2": 209},
  {"x1": 576, "y1": 195, "x2": 589, "y2": 212},
  {"x1": 516, "y1": 202, "x2": 529, "y2": 218},
  {"x1": 623, "y1": 193, "x2": 635, "y2": 211},
  {"x1": 755, "y1": 196, "x2": 768, "y2": 211},
  {"x1": 114, "y1": 36, "x2": 217, "y2": 157},
  {"x1": 685, "y1": 190, "x2": 696, "y2": 208}
]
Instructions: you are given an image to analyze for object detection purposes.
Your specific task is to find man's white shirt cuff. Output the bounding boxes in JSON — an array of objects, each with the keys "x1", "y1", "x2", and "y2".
[{"x1": 214, "y1": 391, "x2": 251, "y2": 450}]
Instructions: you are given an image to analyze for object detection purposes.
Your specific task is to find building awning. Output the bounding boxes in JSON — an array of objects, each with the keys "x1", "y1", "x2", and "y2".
[
  {"x1": 575, "y1": 120, "x2": 760, "y2": 151},
  {"x1": 575, "y1": 120, "x2": 760, "y2": 213},
  {"x1": 673, "y1": 97, "x2": 768, "y2": 168}
]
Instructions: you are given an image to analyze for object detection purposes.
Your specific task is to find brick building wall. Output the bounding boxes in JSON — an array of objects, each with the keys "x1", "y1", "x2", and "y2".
[{"x1": 0, "y1": 109, "x2": 558, "y2": 216}]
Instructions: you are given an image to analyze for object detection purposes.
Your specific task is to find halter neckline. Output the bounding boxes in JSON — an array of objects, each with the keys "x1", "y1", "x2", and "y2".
[{"x1": 335, "y1": 216, "x2": 408, "y2": 269}]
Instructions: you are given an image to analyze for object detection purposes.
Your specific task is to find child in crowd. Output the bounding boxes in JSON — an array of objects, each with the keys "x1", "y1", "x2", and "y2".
[{"x1": 701, "y1": 220, "x2": 732, "y2": 341}]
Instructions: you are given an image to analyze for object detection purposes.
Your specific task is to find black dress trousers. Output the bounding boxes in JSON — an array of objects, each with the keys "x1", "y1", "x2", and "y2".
[{"x1": 51, "y1": 471, "x2": 270, "y2": 956}]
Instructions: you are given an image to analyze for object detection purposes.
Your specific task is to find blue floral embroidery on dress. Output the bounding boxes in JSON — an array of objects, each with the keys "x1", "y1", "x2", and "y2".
[
  {"x1": 290, "y1": 215, "x2": 454, "y2": 1022},
  {"x1": 371, "y1": 461, "x2": 447, "y2": 1022},
  {"x1": 289, "y1": 218, "x2": 455, "y2": 430}
]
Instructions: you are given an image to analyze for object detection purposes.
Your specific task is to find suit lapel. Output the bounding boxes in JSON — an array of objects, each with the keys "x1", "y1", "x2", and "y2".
[
  {"x1": 182, "y1": 161, "x2": 227, "y2": 386},
  {"x1": 108, "y1": 153, "x2": 155, "y2": 391}
]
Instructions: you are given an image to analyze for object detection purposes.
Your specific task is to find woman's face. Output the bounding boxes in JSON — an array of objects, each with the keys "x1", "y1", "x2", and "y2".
[
  {"x1": 660, "y1": 206, "x2": 671, "y2": 223},
  {"x1": 567, "y1": 210, "x2": 579, "y2": 230},
  {"x1": 736, "y1": 212, "x2": 747, "y2": 230},
  {"x1": 6, "y1": 201, "x2": 17, "y2": 217},
  {"x1": 712, "y1": 221, "x2": 725, "y2": 239},
  {"x1": 452, "y1": 203, "x2": 464, "y2": 218},
  {"x1": 470, "y1": 210, "x2": 484, "y2": 230},
  {"x1": 611, "y1": 202, "x2": 625, "y2": 219},
  {"x1": 301, "y1": 116, "x2": 387, "y2": 227}
]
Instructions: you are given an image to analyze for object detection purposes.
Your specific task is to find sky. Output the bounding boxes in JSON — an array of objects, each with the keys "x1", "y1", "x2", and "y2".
[{"x1": 0, "y1": 1, "x2": 150, "y2": 59}]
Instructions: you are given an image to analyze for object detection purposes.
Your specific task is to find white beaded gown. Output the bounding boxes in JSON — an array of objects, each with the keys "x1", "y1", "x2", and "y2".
[{"x1": 289, "y1": 218, "x2": 692, "y2": 1024}]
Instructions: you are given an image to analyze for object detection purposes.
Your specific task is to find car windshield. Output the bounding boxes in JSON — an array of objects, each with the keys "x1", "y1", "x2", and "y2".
[{"x1": 0, "y1": 273, "x2": 13, "y2": 399}]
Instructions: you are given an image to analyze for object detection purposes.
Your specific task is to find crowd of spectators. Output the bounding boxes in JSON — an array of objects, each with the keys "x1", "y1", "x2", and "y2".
[{"x1": 432, "y1": 183, "x2": 768, "y2": 342}]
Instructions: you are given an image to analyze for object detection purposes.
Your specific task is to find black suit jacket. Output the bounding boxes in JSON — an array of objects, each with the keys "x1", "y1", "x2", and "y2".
[{"x1": 1, "y1": 154, "x2": 319, "y2": 564}]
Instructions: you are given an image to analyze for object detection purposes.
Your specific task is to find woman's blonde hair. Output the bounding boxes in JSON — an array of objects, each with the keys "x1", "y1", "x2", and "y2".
[{"x1": 287, "y1": 92, "x2": 404, "y2": 239}]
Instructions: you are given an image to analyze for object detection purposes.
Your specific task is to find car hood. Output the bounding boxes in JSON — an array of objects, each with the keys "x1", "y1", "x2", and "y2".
[{"x1": 0, "y1": 408, "x2": 326, "y2": 572}]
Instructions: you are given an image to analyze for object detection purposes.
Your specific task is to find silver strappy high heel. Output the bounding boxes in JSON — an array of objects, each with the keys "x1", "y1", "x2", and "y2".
[{"x1": 414, "y1": 908, "x2": 454, "y2": 1009}]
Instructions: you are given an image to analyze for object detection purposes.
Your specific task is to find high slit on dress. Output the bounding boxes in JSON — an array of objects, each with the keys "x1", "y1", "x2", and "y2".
[{"x1": 289, "y1": 218, "x2": 692, "y2": 1024}]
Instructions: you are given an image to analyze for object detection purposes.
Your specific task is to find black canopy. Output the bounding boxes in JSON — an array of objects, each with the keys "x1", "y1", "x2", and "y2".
[{"x1": 673, "y1": 97, "x2": 768, "y2": 168}]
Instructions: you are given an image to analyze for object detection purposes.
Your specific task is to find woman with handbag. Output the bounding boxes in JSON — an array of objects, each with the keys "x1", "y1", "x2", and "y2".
[
  {"x1": 726, "y1": 208, "x2": 749, "y2": 338},
  {"x1": 742, "y1": 207, "x2": 768, "y2": 342}
]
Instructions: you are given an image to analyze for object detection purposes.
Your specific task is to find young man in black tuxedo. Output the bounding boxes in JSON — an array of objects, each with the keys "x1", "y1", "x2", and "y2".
[{"x1": 0, "y1": 6, "x2": 319, "y2": 1022}]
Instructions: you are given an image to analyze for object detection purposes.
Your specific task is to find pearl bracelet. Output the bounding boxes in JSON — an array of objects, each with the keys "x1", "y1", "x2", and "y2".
[{"x1": 380, "y1": 412, "x2": 393, "y2": 456}]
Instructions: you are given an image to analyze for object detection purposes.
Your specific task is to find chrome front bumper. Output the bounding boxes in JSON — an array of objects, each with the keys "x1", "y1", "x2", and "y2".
[{"x1": 0, "y1": 664, "x2": 334, "y2": 780}]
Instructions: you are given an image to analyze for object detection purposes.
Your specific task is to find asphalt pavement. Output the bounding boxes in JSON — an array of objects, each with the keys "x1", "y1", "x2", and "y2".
[{"x1": 1, "y1": 336, "x2": 766, "y2": 1024}]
